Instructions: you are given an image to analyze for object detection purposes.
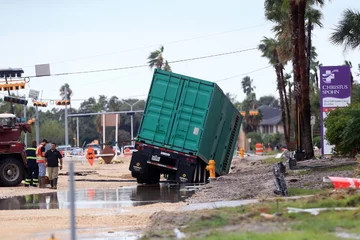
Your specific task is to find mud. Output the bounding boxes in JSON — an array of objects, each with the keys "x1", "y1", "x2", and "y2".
[{"x1": 187, "y1": 157, "x2": 358, "y2": 203}]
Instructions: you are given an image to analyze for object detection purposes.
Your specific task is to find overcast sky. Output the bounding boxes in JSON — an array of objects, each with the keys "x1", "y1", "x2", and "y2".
[{"x1": 0, "y1": 0, "x2": 359, "y2": 110}]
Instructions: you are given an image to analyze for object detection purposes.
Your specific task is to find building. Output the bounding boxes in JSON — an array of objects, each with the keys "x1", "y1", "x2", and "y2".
[
  {"x1": 258, "y1": 105, "x2": 284, "y2": 134},
  {"x1": 237, "y1": 105, "x2": 284, "y2": 151}
]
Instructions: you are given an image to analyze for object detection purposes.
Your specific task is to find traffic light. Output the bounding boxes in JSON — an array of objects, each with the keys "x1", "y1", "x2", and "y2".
[
  {"x1": 249, "y1": 110, "x2": 259, "y2": 116},
  {"x1": 27, "y1": 118, "x2": 35, "y2": 124},
  {"x1": 3, "y1": 96, "x2": 28, "y2": 105},
  {"x1": 0, "y1": 82, "x2": 26, "y2": 91},
  {"x1": 56, "y1": 100, "x2": 70, "y2": 106},
  {"x1": 0, "y1": 68, "x2": 24, "y2": 78},
  {"x1": 33, "y1": 101, "x2": 48, "y2": 107}
]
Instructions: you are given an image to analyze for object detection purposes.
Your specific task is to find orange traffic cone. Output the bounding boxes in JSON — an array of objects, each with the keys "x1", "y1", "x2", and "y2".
[{"x1": 124, "y1": 148, "x2": 131, "y2": 157}]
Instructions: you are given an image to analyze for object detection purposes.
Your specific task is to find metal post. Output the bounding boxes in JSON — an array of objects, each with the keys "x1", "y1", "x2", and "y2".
[
  {"x1": 68, "y1": 159, "x2": 76, "y2": 240},
  {"x1": 102, "y1": 114, "x2": 105, "y2": 148},
  {"x1": 76, "y1": 117, "x2": 79, "y2": 147},
  {"x1": 311, "y1": 124, "x2": 314, "y2": 145},
  {"x1": 35, "y1": 106, "x2": 40, "y2": 145},
  {"x1": 115, "y1": 114, "x2": 118, "y2": 157},
  {"x1": 24, "y1": 105, "x2": 27, "y2": 146},
  {"x1": 4, "y1": 76, "x2": 14, "y2": 114},
  {"x1": 130, "y1": 105, "x2": 134, "y2": 146},
  {"x1": 65, "y1": 87, "x2": 69, "y2": 146},
  {"x1": 121, "y1": 100, "x2": 142, "y2": 146}
]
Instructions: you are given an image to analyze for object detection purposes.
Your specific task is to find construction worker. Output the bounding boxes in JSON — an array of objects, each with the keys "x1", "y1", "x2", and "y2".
[
  {"x1": 36, "y1": 139, "x2": 48, "y2": 188},
  {"x1": 44, "y1": 142, "x2": 63, "y2": 189},
  {"x1": 24, "y1": 140, "x2": 39, "y2": 187}
]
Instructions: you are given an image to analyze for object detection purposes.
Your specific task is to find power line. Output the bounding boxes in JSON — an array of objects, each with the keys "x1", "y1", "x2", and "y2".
[
  {"x1": 21, "y1": 23, "x2": 268, "y2": 68},
  {"x1": 101, "y1": 65, "x2": 272, "y2": 100},
  {"x1": 24, "y1": 47, "x2": 258, "y2": 78},
  {"x1": 215, "y1": 65, "x2": 273, "y2": 82}
]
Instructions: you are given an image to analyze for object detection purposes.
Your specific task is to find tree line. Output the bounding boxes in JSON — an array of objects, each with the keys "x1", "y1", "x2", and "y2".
[{"x1": 258, "y1": 1, "x2": 360, "y2": 158}]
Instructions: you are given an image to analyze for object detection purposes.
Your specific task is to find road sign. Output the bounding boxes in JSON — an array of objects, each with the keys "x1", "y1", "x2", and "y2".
[
  {"x1": 310, "y1": 115, "x2": 316, "y2": 125},
  {"x1": 28, "y1": 89, "x2": 40, "y2": 99},
  {"x1": 35, "y1": 64, "x2": 51, "y2": 77}
]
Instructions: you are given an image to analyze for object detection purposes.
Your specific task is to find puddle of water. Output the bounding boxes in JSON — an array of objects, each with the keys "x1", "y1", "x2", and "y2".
[
  {"x1": 80, "y1": 230, "x2": 140, "y2": 240},
  {"x1": 180, "y1": 199, "x2": 259, "y2": 211},
  {"x1": 0, "y1": 183, "x2": 196, "y2": 210},
  {"x1": 33, "y1": 227, "x2": 141, "y2": 240}
]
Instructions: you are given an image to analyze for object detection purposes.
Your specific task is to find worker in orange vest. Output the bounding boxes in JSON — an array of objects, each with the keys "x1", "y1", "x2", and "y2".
[{"x1": 36, "y1": 139, "x2": 48, "y2": 188}]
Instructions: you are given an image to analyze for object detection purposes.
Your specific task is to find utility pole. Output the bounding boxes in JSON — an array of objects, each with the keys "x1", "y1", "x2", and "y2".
[
  {"x1": 115, "y1": 114, "x2": 118, "y2": 157},
  {"x1": 64, "y1": 87, "x2": 69, "y2": 146},
  {"x1": 64, "y1": 86, "x2": 76, "y2": 240},
  {"x1": 76, "y1": 117, "x2": 79, "y2": 147},
  {"x1": 102, "y1": 113, "x2": 105, "y2": 148},
  {"x1": 4, "y1": 76, "x2": 14, "y2": 114},
  {"x1": 35, "y1": 106, "x2": 40, "y2": 145},
  {"x1": 24, "y1": 105, "x2": 27, "y2": 145}
]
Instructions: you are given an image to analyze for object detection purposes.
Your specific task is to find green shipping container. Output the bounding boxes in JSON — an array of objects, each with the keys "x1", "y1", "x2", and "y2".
[{"x1": 137, "y1": 69, "x2": 243, "y2": 175}]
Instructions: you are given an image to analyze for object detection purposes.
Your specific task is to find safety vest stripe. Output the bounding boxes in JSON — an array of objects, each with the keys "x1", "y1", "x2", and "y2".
[
  {"x1": 27, "y1": 157, "x2": 37, "y2": 160},
  {"x1": 27, "y1": 148, "x2": 37, "y2": 151}
]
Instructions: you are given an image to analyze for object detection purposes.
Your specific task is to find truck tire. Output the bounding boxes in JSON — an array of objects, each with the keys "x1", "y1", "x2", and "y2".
[
  {"x1": 136, "y1": 167, "x2": 160, "y2": 185},
  {"x1": 0, "y1": 158, "x2": 24, "y2": 187}
]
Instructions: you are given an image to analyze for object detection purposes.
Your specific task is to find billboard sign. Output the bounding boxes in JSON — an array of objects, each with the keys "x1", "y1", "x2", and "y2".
[{"x1": 319, "y1": 65, "x2": 351, "y2": 155}]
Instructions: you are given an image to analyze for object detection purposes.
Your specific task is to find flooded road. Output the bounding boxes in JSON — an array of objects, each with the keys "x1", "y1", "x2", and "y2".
[{"x1": 0, "y1": 183, "x2": 197, "y2": 210}]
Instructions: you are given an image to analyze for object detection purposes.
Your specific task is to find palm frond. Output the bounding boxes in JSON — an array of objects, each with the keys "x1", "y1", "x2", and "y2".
[{"x1": 329, "y1": 8, "x2": 360, "y2": 51}]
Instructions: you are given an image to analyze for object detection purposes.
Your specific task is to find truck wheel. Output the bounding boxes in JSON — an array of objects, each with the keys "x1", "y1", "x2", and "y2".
[
  {"x1": 0, "y1": 158, "x2": 24, "y2": 187},
  {"x1": 136, "y1": 169, "x2": 160, "y2": 185}
]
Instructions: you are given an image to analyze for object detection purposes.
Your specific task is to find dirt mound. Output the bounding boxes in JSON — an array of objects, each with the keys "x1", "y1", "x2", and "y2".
[
  {"x1": 187, "y1": 157, "x2": 358, "y2": 204},
  {"x1": 188, "y1": 159, "x2": 276, "y2": 203}
]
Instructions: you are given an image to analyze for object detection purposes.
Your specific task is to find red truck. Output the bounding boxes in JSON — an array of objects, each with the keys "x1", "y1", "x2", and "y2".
[{"x1": 0, "y1": 113, "x2": 31, "y2": 187}]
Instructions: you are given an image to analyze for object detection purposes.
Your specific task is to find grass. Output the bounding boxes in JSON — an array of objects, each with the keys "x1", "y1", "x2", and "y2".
[
  {"x1": 263, "y1": 150, "x2": 279, "y2": 156},
  {"x1": 143, "y1": 190, "x2": 360, "y2": 239},
  {"x1": 263, "y1": 157, "x2": 281, "y2": 164},
  {"x1": 193, "y1": 231, "x2": 342, "y2": 240},
  {"x1": 288, "y1": 187, "x2": 319, "y2": 196}
]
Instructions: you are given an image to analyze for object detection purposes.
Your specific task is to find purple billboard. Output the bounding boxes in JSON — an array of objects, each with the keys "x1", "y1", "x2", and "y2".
[{"x1": 319, "y1": 65, "x2": 351, "y2": 155}]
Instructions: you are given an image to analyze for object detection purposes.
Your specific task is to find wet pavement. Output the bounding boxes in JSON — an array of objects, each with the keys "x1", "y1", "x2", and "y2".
[
  {"x1": 0, "y1": 183, "x2": 197, "y2": 210},
  {"x1": 32, "y1": 226, "x2": 142, "y2": 240},
  {"x1": 33, "y1": 227, "x2": 141, "y2": 240}
]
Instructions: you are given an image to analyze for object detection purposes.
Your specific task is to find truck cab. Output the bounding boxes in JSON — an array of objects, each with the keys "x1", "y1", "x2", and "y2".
[{"x1": 0, "y1": 113, "x2": 30, "y2": 187}]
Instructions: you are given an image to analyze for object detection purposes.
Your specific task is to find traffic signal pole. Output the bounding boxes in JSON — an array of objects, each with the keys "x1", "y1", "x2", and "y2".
[
  {"x1": 35, "y1": 106, "x2": 40, "y2": 145},
  {"x1": 76, "y1": 117, "x2": 79, "y2": 147},
  {"x1": 64, "y1": 87, "x2": 69, "y2": 146},
  {"x1": 24, "y1": 105, "x2": 27, "y2": 145},
  {"x1": 4, "y1": 76, "x2": 14, "y2": 114},
  {"x1": 64, "y1": 86, "x2": 76, "y2": 240}
]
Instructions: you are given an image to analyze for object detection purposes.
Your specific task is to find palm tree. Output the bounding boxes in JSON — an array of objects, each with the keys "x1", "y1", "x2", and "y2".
[
  {"x1": 258, "y1": 37, "x2": 290, "y2": 143},
  {"x1": 147, "y1": 45, "x2": 172, "y2": 72},
  {"x1": 330, "y1": 9, "x2": 360, "y2": 51},
  {"x1": 163, "y1": 60, "x2": 172, "y2": 72},
  {"x1": 310, "y1": 60, "x2": 321, "y2": 90},
  {"x1": 59, "y1": 83, "x2": 73, "y2": 101},
  {"x1": 297, "y1": 0, "x2": 315, "y2": 159},
  {"x1": 241, "y1": 76, "x2": 256, "y2": 96},
  {"x1": 344, "y1": 60, "x2": 354, "y2": 86}
]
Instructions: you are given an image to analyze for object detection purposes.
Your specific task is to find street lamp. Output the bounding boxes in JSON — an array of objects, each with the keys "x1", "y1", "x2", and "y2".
[{"x1": 121, "y1": 99, "x2": 142, "y2": 146}]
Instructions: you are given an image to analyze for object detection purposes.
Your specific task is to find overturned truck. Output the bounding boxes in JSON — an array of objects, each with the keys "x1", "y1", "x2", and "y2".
[{"x1": 129, "y1": 69, "x2": 242, "y2": 184}]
